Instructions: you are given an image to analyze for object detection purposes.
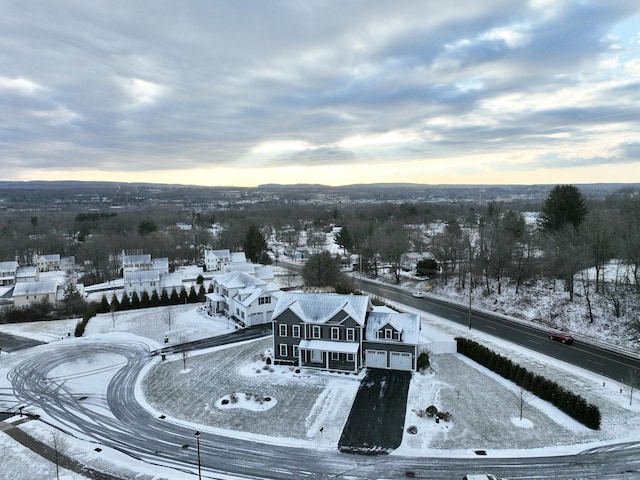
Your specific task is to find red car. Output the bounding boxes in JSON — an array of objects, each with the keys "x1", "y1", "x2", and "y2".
[{"x1": 549, "y1": 332, "x2": 573, "y2": 344}]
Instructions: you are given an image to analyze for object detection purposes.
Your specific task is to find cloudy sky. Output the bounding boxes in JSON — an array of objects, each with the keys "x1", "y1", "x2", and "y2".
[{"x1": 2, "y1": 1, "x2": 639, "y2": 187}]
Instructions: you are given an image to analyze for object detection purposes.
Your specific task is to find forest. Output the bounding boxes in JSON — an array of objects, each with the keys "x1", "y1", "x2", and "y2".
[{"x1": 1, "y1": 184, "x2": 639, "y2": 334}]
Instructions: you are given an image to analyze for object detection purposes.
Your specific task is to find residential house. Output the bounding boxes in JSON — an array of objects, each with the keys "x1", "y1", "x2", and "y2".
[
  {"x1": 35, "y1": 254, "x2": 61, "y2": 272},
  {"x1": 363, "y1": 310, "x2": 421, "y2": 371},
  {"x1": 204, "y1": 270, "x2": 281, "y2": 326},
  {"x1": 121, "y1": 254, "x2": 152, "y2": 273},
  {"x1": 0, "y1": 261, "x2": 18, "y2": 286},
  {"x1": 271, "y1": 292, "x2": 372, "y2": 373},
  {"x1": 15, "y1": 266, "x2": 39, "y2": 283},
  {"x1": 12, "y1": 281, "x2": 59, "y2": 308},
  {"x1": 124, "y1": 270, "x2": 160, "y2": 299},
  {"x1": 272, "y1": 293, "x2": 422, "y2": 373},
  {"x1": 203, "y1": 249, "x2": 249, "y2": 273},
  {"x1": 151, "y1": 257, "x2": 170, "y2": 274}
]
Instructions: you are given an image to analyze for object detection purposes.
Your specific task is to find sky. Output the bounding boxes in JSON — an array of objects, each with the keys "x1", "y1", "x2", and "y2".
[{"x1": 1, "y1": 0, "x2": 640, "y2": 187}]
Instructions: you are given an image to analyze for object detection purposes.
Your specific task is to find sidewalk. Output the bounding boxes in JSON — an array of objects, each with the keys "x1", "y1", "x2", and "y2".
[{"x1": 1, "y1": 418, "x2": 126, "y2": 480}]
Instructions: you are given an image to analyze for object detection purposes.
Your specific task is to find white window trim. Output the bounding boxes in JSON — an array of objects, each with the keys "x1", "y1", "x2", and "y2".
[
  {"x1": 346, "y1": 328, "x2": 355, "y2": 342},
  {"x1": 279, "y1": 324, "x2": 287, "y2": 336},
  {"x1": 292, "y1": 325, "x2": 300, "y2": 338},
  {"x1": 312, "y1": 325, "x2": 321, "y2": 339},
  {"x1": 279, "y1": 343, "x2": 287, "y2": 357},
  {"x1": 331, "y1": 327, "x2": 339, "y2": 340}
]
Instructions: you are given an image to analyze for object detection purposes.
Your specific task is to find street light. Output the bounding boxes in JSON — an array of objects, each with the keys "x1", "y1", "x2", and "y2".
[{"x1": 195, "y1": 431, "x2": 202, "y2": 480}]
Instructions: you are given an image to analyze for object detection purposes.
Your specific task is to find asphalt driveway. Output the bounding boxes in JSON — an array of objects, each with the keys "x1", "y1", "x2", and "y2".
[{"x1": 338, "y1": 369, "x2": 412, "y2": 454}]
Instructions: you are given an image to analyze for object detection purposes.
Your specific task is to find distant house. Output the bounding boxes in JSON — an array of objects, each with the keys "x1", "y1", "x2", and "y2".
[
  {"x1": 15, "y1": 266, "x2": 39, "y2": 283},
  {"x1": 13, "y1": 281, "x2": 59, "y2": 308},
  {"x1": 35, "y1": 254, "x2": 61, "y2": 272},
  {"x1": 151, "y1": 257, "x2": 170, "y2": 274},
  {"x1": 121, "y1": 254, "x2": 152, "y2": 273},
  {"x1": 204, "y1": 270, "x2": 281, "y2": 326},
  {"x1": 0, "y1": 261, "x2": 18, "y2": 286},
  {"x1": 271, "y1": 293, "x2": 421, "y2": 373},
  {"x1": 123, "y1": 270, "x2": 183, "y2": 299},
  {"x1": 204, "y1": 249, "x2": 249, "y2": 273}
]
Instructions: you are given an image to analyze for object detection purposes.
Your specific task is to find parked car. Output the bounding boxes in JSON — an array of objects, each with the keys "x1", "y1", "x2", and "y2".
[
  {"x1": 549, "y1": 332, "x2": 574, "y2": 344},
  {"x1": 411, "y1": 291, "x2": 424, "y2": 298},
  {"x1": 462, "y1": 475, "x2": 502, "y2": 480}
]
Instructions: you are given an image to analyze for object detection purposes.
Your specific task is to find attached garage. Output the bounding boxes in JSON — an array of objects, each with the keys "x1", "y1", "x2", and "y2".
[
  {"x1": 366, "y1": 349, "x2": 387, "y2": 369},
  {"x1": 389, "y1": 351, "x2": 413, "y2": 371}
]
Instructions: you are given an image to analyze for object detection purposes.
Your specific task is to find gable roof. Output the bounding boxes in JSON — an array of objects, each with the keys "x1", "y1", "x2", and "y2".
[
  {"x1": 272, "y1": 292, "x2": 371, "y2": 326},
  {"x1": 13, "y1": 281, "x2": 58, "y2": 297},
  {"x1": 216, "y1": 270, "x2": 267, "y2": 289},
  {"x1": 122, "y1": 254, "x2": 151, "y2": 265},
  {"x1": 365, "y1": 311, "x2": 421, "y2": 345},
  {"x1": 124, "y1": 270, "x2": 160, "y2": 282}
]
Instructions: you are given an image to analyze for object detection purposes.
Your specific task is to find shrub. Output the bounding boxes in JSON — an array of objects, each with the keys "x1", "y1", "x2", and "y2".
[
  {"x1": 425, "y1": 405, "x2": 438, "y2": 417},
  {"x1": 417, "y1": 352, "x2": 430, "y2": 370}
]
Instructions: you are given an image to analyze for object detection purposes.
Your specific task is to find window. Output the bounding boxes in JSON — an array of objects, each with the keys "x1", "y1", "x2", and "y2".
[
  {"x1": 331, "y1": 352, "x2": 339, "y2": 360},
  {"x1": 293, "y1": 345, "x2": 299, "y2": 357},
  {"x1": 258, "y1": 296, "x2": 271, "y2": 305},
  {"x1": 292, "y1": 325, "x2": 300, "y2": 338},
  {"x1": 346, "y1": 328, "x2": 355, "y2": 342},
  {"x1": 385, "y1": 329, "x2": 392, "y2": 339},
  {"x1": 279, "y1": 324, "x2": 287, "y2": 337},
  {"x1": 312, "y1": 325, "x2": 321, "y2": 339},
  {"x1": 279, "y1": 344, "x2": 287, "y2": 357},
  {"x1": 331, "y1": 327, "x2": 339, "y2": 340},
  {"x1": 347, "y1": 353, "x2": 355, "y2": 362},
  {"x1": 377, "y1": 331, "x2": 383, "y2": 339}
]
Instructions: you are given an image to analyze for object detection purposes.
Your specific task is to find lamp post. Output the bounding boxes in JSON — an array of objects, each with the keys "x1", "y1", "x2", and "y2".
[{"x1": 195, "y1": 431, "x2": 202, "y2": 480}]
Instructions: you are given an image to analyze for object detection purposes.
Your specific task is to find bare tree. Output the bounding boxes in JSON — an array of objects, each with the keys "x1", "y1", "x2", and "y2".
[
  {"x1": 179, "y1": 330, "x2": 190, "y2": 371},
  {"x1": 162, "y1": 306, "x2": 176, "y2": 331},
  {"x1": 624, "y1": 368, "x2": 640, "y2": 406},
  {"x1": 515, "y1": 387, "x2": 532, "y2": 421},
  {"x1": 50, "y1": 430, "x2": 68, "y2": 480}
]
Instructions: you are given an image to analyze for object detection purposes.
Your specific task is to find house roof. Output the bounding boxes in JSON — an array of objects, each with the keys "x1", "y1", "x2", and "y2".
[
  {"x1": 151, "y1": 258, "x2": 169, "y2": 269},
  {"x1": 39, "y1": 254, "x2": 60, "y2": 262},
  {"x1": 230, "y1": 251, "x2": 247, "y2": 263},
  {"x1": 272, "y1": 292, "x2": 371, "y2": 326},
  {"x1": 216, "y1": 270, "x2": 267, "y2": 289},
  {"x1": 160, "y1": 273, "x2": 183, "y2": 289},
  {"x1": 0, "y1": 261, "x2": 18, "y2": 272},
  {"x1": 124, "y1": 270, "x2": 160, "y2": 282},
  {"x1": 122, "y1": 254, "x2": 151, "y2": 265},
  {"x1": 365, "y1": 311, "x2": 421, "y2": 345},
  {"x1": 13, "y1": 281, "x2": 58, "y2": 297},
  {"x1": 16, "y1": 266, "x2": 38, "y2": 277}
]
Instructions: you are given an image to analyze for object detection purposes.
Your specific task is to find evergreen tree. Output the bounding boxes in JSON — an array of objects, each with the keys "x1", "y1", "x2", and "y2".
[
  {"x1": 110, "y1": 293, "x2": 120, "y2": 311},
  {"x1": 140, "y1": 290, "x2": 151, "y2": 308},
  {"x1": 244, "y1": 224, "x2": 267, "y2": 263},
  {"x1": 334, "y1": 225, "x2": 354, "y2": 254},
  {"x1": 188, "y1": 286, "x2": 198, "y2": 303},
  {"x1": 160, "y1": 289, "x2": 171, "y2": 306},
  {"x1": 120, "y1": 294, "x2": 131, "y2": 310},
  {"x1": 258, "y1": 251, "x2": 273, "y2": 265},
  {"x1": 150, "y1": 290, "x2": 161, "y2": 307},
  {"x1": 540, "y1": 185, "x2": 588, "y2": 232},
  {"x1": 179, "y1": 286, "x2": 188, "y2": 304},
  {"x1": 170, "y1": 288, "x2": 180, "y2": 305},
  {"x1": 302, "y1": 251, "x2": 341, "y2": 287},
  {"x1": 130, "y1": 291, "x2": 141, "y2": 309},
  {"x1": 198, "y1": 284, "x2": 206, "y2": 301},
  {"x1": 99, "y1": 295, "x2": 110, "y2": 314}
]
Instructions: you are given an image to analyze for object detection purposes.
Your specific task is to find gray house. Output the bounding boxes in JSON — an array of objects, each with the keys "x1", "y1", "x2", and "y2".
[
  {"x1": 272, "y1": 293, "x2": 421, "y2": 373},
  {"x1": 272, "y1": 292, "x2": 372, "y2": 373}
]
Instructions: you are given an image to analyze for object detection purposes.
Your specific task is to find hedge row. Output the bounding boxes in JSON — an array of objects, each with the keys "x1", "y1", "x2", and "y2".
[
  {"x1": 96, "y1": 285, "x2": 207, "y2": 314},
  {"x1": 456, "y1": 337, "x2": 601, "y2": 430}
]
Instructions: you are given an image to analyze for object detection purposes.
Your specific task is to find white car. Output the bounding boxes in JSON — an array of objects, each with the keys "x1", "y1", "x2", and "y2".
[{"x1": 411, "y1": 291, "x2": 424, "y2": 298}]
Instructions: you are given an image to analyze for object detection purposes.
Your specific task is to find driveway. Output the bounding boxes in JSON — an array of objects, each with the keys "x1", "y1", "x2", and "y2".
[{"x1": 338, "y1": 369, "x2": 412, "y2": 454}]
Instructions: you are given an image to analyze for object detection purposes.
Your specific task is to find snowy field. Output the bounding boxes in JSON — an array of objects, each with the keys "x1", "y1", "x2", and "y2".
[{"x1": 1, "y1": 284, "x2": 640, "y2": 479}]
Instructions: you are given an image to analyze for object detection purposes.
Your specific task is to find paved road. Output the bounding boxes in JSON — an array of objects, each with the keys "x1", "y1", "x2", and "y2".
[
  {"x1": 361, "y1": 279, "x2": 640, "y2": 383},
  {"x1": 5, "y1": 334, "x2": 640, "y2": 479},
  {"x1": 0, "y1": 331, "x2": 44, "y2": 353}
]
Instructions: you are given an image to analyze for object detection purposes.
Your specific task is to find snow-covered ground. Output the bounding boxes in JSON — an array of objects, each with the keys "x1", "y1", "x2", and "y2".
[{"x1": 1, "y1": 276, "x2": 640, "y2": 479}]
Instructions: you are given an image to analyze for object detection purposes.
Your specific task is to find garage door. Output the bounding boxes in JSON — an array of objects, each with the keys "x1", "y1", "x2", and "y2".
[
  {"x1": 389, "y1": 352, "x2": 413, "y2": 371},
  {"x1": 366, "y1": 349, "x2": 387, "y2": 369}
]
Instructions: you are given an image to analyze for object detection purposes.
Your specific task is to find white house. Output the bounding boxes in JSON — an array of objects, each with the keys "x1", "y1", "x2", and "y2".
[
  {"x1": 122, "y1": 254, "x2": 152, "y2": 273},
  {"x1": 35, "y1": 254, "x2": 61, "y2": 272},
  {"x1": 123, "y1": 270, "x2": 160, "y2": 298},
  {"x1": 203, "y1": 249, "x2": 250, "y2": 273},
  {"x1": 12, "y1": 281, "x2": 59, "y2": 308},
  {"x1": 0, "y1": 261, "x2": 18, "y2": 286},
  {"x1": 15, "y1": 266, "x2": 39, "y2": 283},
  {"x1": 205, "y1": 270, "x2": 281, "y2": 326}
]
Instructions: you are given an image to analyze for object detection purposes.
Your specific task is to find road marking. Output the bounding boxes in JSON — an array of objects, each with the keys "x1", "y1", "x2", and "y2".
[
  {"x1": 587, "y1": 359, "x2": 604, "y2": 367},
  {"x1": 529, "y1": 340, "x2": 541, "y2": 345},
  {"x1": 485, "y1": 325, "x2": 496, "y2": 330}
]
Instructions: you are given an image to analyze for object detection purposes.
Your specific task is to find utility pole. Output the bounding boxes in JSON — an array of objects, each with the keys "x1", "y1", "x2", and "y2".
[{"x1": 468, "y1": 268, "x2": 472, "y2": 330}]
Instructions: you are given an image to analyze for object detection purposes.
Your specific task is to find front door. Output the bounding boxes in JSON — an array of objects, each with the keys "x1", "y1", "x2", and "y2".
[{"x1": 311, "y1": 349, "x2": 323, "y2": 363}]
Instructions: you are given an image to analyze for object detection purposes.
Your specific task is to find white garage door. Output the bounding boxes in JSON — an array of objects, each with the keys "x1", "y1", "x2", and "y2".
[
  {"x1": 389, "y1": 352, "x2": 413, "y2": 371},
  {"x1": 366, "y1": 349, "x2": 387, "y2": 369}
]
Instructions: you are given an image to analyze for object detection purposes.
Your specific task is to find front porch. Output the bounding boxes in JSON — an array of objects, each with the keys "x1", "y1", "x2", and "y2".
[{"x1": 298, "y1": 339, "x2": 361, "y2": 373}]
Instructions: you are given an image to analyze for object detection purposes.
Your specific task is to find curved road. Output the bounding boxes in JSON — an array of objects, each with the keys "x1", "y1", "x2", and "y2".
[{"x1": 5, "y1": 336, "x2": 640, "y2": 479}]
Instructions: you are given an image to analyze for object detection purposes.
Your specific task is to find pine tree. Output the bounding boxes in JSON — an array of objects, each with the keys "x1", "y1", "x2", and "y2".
[
  {"x1": 244, "y1": 224, "x2": 267, "y2": 263},
  {"x1": 334, "y1": 225, "x2": 354, "y2": 254},
  {"x1": 540, "y1": 185, "x2": 588, "y2": 232}
]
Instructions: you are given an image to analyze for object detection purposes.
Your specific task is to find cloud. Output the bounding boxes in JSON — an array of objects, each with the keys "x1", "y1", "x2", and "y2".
[{"x1": 0, "y1": 0, "x2": 639, "y2": 184}]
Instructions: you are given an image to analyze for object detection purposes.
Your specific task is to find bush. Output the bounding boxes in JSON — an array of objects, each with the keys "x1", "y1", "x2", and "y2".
[
  {"x1": 456, "y1": 337, "x2": 600, "y2": 430},
  {"x1": 425, "y1": 405, "x2": 438, "y2": 417},
  {"x1": 417, "y1": 352, "x2": 430, "y2": 370}
]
